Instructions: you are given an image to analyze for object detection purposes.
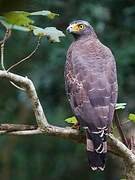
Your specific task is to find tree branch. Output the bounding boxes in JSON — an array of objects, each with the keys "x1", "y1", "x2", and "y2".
[
  {"x1": 0, "y1": 123, "x2": 37, "y2": 131},
  {"x1": 0, "y1": 70, "x2": 135, "y2": 166},
  {"x1": 0, "y1": 28, "x2": 11, "y2": 70},
  {"x1": 0, "y1": 27, "x2": 25, "y2": 91},
  {"x1": 0, "y1": 70, "x2": 48, "y2": 128},
  {"x1": 7, "y1": 38, "x2": 41, "y2": 72}
]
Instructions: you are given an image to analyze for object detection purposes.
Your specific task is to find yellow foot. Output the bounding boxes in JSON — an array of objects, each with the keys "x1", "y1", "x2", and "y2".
[{"x1": 72, "y1": 123, "x2": 80, "y2": 130}]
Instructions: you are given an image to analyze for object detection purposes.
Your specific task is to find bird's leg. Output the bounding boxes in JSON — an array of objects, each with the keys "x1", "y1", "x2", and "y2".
[{"x1": 114, "y1": 111, "x2": 129, "y2": 147}]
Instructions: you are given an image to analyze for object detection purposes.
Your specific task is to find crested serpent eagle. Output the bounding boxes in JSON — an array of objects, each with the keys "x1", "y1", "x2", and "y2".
[{"x1": 65, "y1": 20, "x2": 118, "y2": 171}]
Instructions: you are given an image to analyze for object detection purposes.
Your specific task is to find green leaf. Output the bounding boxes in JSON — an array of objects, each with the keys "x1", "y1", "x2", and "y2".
[
  {"x1": 0, "y1": 11, "x2": 64, "y2": 42},
  {"x1": 30, "y1": 10, "x2": 59, "y2": 19},
  {"x1": 129, "y1": 113, "x2": 135, "y2": 123},
  {"x1": 1, "y1": 10, "x2": 59, "y2": 28},
  {"x1": 2, "y1": 11, "x2": 33, "y2": 27},
  {"x1": 33, "y1": 26, "x2": 65, "y2": 42},
  {"x1": 44, "y1": 27, "x2": 65, "y2": 42},
  {"x1": 115, "y1": 103, "x2": 127, "y2": 110},
  {"x1": 65, "y1": 116, "x2": 78, "y2": 124},
  {"x1": 0, "y1": 18, "x2": 30, "y2": 31},
  {"x1": 32, "y1": 26, "x2": 46, "y2": 36}
]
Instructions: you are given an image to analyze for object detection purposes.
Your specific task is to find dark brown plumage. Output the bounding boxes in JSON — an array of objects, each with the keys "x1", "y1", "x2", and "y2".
[{"x1": 65, "y1": 20, "x2": 118, "y2": 171}]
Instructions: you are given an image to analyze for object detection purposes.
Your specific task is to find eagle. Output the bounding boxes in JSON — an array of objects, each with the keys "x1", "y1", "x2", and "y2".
[{"x1": 65, "y1": 20, "x2": 118, "y2": 171}]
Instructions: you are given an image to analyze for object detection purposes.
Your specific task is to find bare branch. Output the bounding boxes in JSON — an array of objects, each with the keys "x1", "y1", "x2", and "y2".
[
  {"x1": 1, "y1": 42, "x2": 5, "y2": 70},
  {"x1": 7, "y1": 38, "x2": 41, "y2": 72},
  {"x1": 0, "y1": 25, "x2": 40, "y2": 91},
  {"x1": 0, "y1": 70, "x2": 135, "y2": 166},
  {"x1": 7, "y1": 38, "x2": 41, "y2": 91},
  {"x1": 0, "y1": 28, "x2": 11, "y2": 45},
  {"x1": 0, "y1": 128, "x2": 42, "y2": 135},
  {"x1": 0, "y1": 27, "x2": 25, "y2": 90},
  {"x1": 0, "y1": 123, "x2": 37, "y2": 131},
  {"x1": 0, "y1": 121, "x2": 133, "y2": 161},
  {"x1": 0, "y1": 70, "x2": 48, "y2": 128},
  {"x1": 0, "y1": 28, "x2": 11, "y2": 70},
  {"x1": 108, "y1": 134, "x2": 135, "y2": 164}
]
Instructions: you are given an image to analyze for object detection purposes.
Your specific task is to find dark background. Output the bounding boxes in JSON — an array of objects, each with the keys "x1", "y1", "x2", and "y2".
[{"x1": 0, "y1": 0, "x2": 135, "y2": 179}]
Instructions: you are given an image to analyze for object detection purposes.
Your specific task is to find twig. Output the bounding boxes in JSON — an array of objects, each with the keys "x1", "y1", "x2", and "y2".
[
  {"x1": 114, "y1": 111, "x2": 129, "y2": 147},
  {"x1": 0, "y1": 30, "x2": 41, "y2": 91},
  {"x1": 0, "y1": 27, "x2": 25, "y2": 90},
  {"x1": 0, "y1": 29, "x2": 11, "y2": 70},
  {"x1": 0, "y1": 70, "x2": 48, "y2": 128},
  {"x1": 7, "y1": 38, "x2": 41, "y2": 91},
  {"x1": 0, "y1": 32, "x2": 25, "y2": 90},
  {"x1": 0, "y1": 123, "x2": 37, "y2": 131},
  {"x1": 0, "y1": 28, "x2": 11, "y2": 45},
  {"x1": 0, "y1": 23, "x2": 41, "y2": 91},
  {"x1": 1, "y1": 43, "x2": 4, "y2": 69},
  {"x1": 7, "y1": 37, "x2": 41, "y2": 72}
]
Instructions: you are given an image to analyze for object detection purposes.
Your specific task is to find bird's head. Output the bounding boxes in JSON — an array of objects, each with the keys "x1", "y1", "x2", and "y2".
[{"x1": 66, "y1": 20, "x2": 95, "y2": 39}]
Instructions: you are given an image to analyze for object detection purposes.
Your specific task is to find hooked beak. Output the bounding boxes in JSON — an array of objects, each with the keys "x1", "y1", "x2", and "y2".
[{"x1": 66, "y1": 24, "x2": 80, "y2": 33}]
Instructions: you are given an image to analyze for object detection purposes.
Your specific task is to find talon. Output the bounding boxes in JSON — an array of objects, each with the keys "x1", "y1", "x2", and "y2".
[{"x1": 72, "y1": 122, "x2": 80, "y2": 130}]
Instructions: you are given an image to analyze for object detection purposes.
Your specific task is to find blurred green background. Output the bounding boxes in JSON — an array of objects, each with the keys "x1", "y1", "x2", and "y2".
[{"x1": 0, "y1": 0, "x2": 135, "y2": 179}]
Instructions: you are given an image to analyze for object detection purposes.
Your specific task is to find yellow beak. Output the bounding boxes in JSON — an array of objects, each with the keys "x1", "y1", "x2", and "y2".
[{"x1": 66, "y1": 24, "x2": 79, "y2": 33}]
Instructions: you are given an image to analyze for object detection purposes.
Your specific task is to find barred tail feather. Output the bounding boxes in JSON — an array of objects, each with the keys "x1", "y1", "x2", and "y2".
[{"x1": 86, "y1": 128, "x2": 107, "y2": 171}]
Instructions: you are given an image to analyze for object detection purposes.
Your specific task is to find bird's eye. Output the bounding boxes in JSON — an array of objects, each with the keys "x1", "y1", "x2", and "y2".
[{"x1": 79, "y1": 24, "x2": 85, "y2": 30}]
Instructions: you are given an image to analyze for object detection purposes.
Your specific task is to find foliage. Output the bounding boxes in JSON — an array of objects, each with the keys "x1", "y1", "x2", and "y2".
[
  {"x1": 0, "y1": 10, "x2": 65, "y2": 42},
  {"x1": 2, "y1": 11, "x2": 33, "y2": 26},
  {"x1": 33, "y1": 27, "x2": 65, "y2": 42},
  {"x1": 1, "y1": 10, "x2": 58, "y2": 26},
  {"x1": 30, "y1": 10, "x2": 59, "y2": 19},
  {"x1": 128, "y1": 113, "x2": 135, "y2": 123},
  {"x1": 65, "y1": 116, "x2": 77, "y2": 124}
]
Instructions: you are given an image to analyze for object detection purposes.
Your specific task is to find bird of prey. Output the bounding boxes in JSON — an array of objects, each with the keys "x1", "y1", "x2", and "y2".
[{"x1": 65, "y1": 20, "x2": 118, "y2": 171}]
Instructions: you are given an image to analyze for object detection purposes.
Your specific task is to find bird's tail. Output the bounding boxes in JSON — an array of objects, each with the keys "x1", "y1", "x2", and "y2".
[{"x1": 85, "y1": 127, "x2": 107, "y2": 171}]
